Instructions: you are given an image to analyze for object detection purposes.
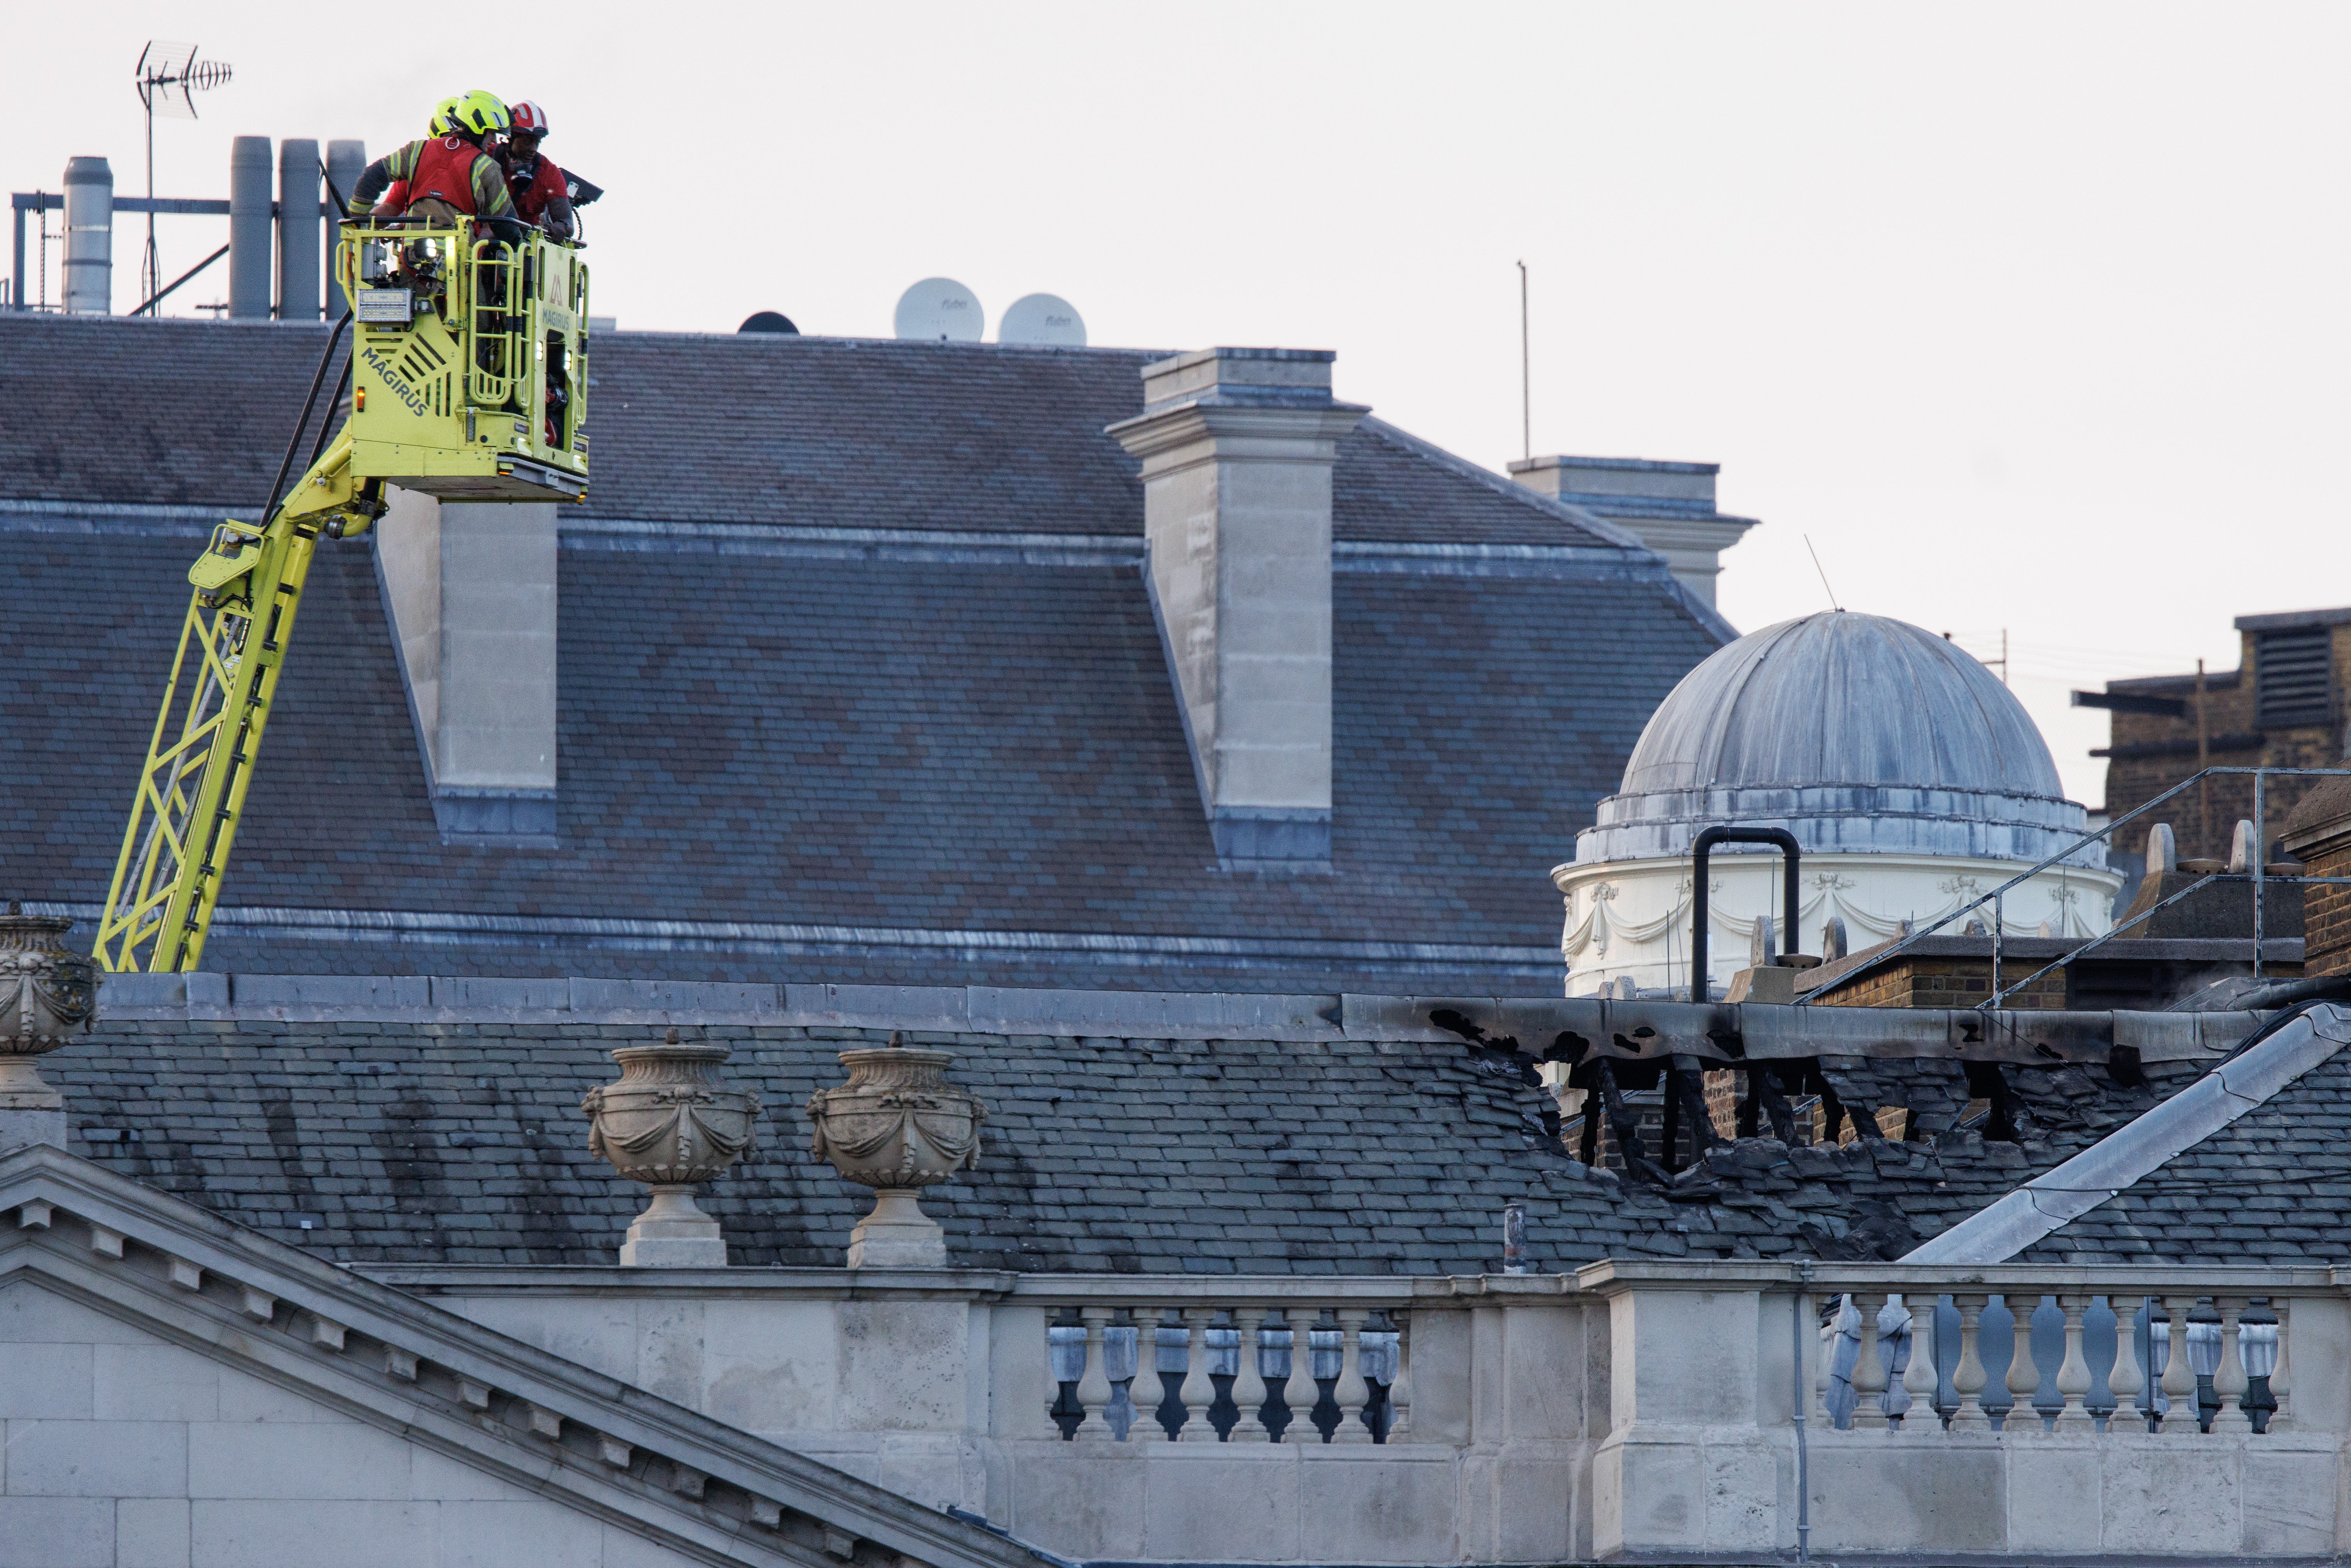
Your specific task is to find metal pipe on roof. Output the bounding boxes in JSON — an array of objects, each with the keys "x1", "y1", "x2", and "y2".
[
  {"x1": 61, "y1": 157, "x2": 112, "y2": 314},
  {"x1": 227, "y1": 136, "x2": 271, "y2": 320},
  {"x1": 324, "y1": 140, "x2": 366, "y2": 318},
  {"x1": 1690, "y1": 825, "x2": 1801, "y2": 1002},
  {"x1": 276, "y1": 138, "x2": 319, "y2": 322}
]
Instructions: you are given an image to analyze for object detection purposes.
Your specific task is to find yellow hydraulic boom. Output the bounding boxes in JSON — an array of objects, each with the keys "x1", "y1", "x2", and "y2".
[{"x1": 94, "y1": 216, "x2": 592, "y2": 972}]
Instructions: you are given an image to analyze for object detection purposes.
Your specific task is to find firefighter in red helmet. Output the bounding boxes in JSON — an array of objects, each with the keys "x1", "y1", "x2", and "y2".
[{"x1": 503, "y1": 100, "x2": 601, "y2": 241}]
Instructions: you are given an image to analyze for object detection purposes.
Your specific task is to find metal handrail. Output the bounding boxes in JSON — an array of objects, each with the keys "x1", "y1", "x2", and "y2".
[{"x1": 1790, "y1": 765, "x2": 2351, "y2": 1010}]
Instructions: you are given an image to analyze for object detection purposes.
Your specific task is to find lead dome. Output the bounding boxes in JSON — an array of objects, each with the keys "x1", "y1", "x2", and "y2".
[{"x1": 1555, "y1": 610, "x2": 2121, "y2": 998}]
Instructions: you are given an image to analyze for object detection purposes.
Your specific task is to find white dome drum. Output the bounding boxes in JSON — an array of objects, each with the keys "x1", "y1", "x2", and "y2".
[{"x1": 1554, "y1": 611, "x2": 2122, "y2": 998}]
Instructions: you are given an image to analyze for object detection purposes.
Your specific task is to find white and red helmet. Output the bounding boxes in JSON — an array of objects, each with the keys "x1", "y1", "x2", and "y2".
[{"x1": 509, "y1": 100, "x2": 551, "y2": 139}]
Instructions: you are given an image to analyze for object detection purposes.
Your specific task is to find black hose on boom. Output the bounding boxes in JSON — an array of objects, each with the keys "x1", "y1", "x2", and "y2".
[
  {"x1": 305, "y1": 350, "x2": 354, "y2": 473},
  {"x1": 259, "y1": 308, "x2": 354, "y2": 522}
]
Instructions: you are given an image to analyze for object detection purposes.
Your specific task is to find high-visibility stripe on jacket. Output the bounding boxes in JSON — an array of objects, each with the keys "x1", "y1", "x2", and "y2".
[{"x1": 360, "y1": 137, "x2": 519, "y2": 221}]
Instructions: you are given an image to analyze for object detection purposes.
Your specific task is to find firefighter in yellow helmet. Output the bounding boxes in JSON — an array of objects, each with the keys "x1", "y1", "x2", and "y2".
[{"x1": 351, "y1": 91, "x2": 525, "y2": 244}]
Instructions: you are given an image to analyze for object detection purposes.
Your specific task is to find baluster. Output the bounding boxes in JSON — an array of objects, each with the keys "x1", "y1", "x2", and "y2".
[
  {"x1": 1850, "y1": 1294, "x2": 1889, "y2": 1430},
  {"x1": 1387, "y1": 1313, "x2": 1412, "y2": 1442},
  {"x1": 1902, "y1": 1297, "x2": 1940, "y2": 1428},
  {"x1": 2108, "y1": 1297, "x2": 2144, "y2": 1433},
  {"x1": 1075, "y1": 1307, "x2": 1116, "y2": 1442},
  {"x1": 1229, "y1": 1306, "x2": 1270, "y2": 1442},
  {"x1": 2212, "y1": 1297, "x2": 2252, "y2": 1434},
  {"x1": 2160, "y1": 1296, "x2": 2199, "y2": 1437},
  {"x1": 1272, "y1": 1310, "x2": 1311, "y2": 1443},
  {"x1": 1129, "y1": 1308, "x2": 1168, "y2": 1442},
  {"x1": 2265, "y1": 1301, "x2": 2291, "y2": 1431},
  {"x1": 2054, "y1": 1295, "x2": 2093, "y2": 1428},
  {"x1": 1879, "y1": 1296, "x2": 1915, "y2": 1426},
  {"x1": 1950, "y1": 1294, "x2": 1990, "y2": 1430},
  {"x1": 1333, "y1": 1309, "x2": 1374, "y2": 1444},
  {"x1": 1814, "y1": 1302, "x2": 1835, "y2": 1427},
  {"x1": 1176, "y1": 1308, "x2": 1218, "y2": 1441},
  {"x1": 2004, "y1": 1296, "x2": 2042, "y2": 1431}
]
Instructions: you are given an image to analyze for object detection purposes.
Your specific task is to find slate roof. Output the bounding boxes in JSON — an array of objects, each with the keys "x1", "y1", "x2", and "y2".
[
  {"x1": 2, "y1": 314, "x2": 1727, "y2": 991},
  {"x1": 52, "y1": 1014, "x2": 1677, "y2": 1272},
  {"x1": 50, "y1": 992, "x2": 2343, "y2": 1270},
  {"x1": 1624, "y1": 1038, "x2": 2351, "y2": 1266},
  {"x1": 0, "y1": 315, "x2": 1630, "y2": 550}
]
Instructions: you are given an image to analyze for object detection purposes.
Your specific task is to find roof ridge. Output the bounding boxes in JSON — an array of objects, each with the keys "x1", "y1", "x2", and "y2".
[{"x1": 1355, "y1": 416, "x2": 1657, "y2": 555}]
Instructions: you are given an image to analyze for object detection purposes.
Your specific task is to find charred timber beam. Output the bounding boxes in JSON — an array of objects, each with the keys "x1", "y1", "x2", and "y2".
[{"x1": 1402, "y1": 995, "x2": 2260, "y2": 1068}]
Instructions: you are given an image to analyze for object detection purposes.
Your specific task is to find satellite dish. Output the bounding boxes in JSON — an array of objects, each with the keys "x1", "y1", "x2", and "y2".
[
  {"x1": 739, "y1": 310, "x2": 799, "y2": 335},
  {"x1": 893, "y1": 278, "x2": 983, "y2": 342},
  {"x1": 997, "y1": 293, "x2": 1086, "y2": 347}
]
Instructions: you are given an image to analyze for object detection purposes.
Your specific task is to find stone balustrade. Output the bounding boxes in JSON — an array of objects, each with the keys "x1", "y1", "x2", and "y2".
[
  {"x1": 349, "y1": 1257, "x2": 2351, "y2": 1563},
  {"x1": 1031, "y1": 1284, "x2": 1410, "y2": 1444},
  {"x1": 1588, "y1": 1260, "x2": 2351, "y2": 1561},
  {"x1": 1801, "y1": 1265, "x2": 2315, "y2": 1437}
]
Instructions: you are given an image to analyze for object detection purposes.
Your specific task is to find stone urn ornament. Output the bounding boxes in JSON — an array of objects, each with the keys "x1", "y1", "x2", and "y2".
[
  {"x1": 0, "y1": 904, "x2": 97, "y2": 1152},
  {"x1": 581, "y1": 1029, "x2": 761, "y2": 1267},
  {"x1": 807, "y1": 1034, "x2": 986, "y2": 1268}
]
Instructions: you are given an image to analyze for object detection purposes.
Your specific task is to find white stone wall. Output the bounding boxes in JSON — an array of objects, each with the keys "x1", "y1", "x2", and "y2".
[
  {"x1": 411, "y1": 1284, "x2": 1604, "y2": 1565},
  {"x1": 441, "y1": 1291, "x2": 992, "y2": 1516},
  {"x1": 0, "y1": 1280, "x2": 717, "y2": 1568},
  {"x1": 1557, "y1": 850, "x2": 2124, "y2": 997}
]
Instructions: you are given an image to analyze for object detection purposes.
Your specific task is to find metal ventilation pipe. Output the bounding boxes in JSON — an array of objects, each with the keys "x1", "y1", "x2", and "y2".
[
  {"x1": 61, "y1": 157, "x2": 114, "y2": 314},
  {"x1": 277, "y1": 137, "x2": 320, "y2": 321},
  {"x1": 324, "y1": 139, "x2": 366, "y2": 317},
  {"x1": 228, "y1": 136, "x2": 273, "y2": 320}
]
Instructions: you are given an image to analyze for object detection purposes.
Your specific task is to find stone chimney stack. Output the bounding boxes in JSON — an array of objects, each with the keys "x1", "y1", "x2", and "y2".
[
  {"x1": 1508, "y1": 455, "x2": 1757, "y2": 609},
  {"x1": 1109, "y1": 349, "x2": 1367, "y2": 862},
  {"x1": 374, "y1": 492, "x2": 560, "y2": 842}
]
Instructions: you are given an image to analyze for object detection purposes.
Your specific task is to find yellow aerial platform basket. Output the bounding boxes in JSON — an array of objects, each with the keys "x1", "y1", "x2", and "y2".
[
  {"x1": 94, "y1": 218, "x2": 593, "y2": 974},
  {"x1": 342, "y1": 218, "x2": 590, "y2": 502}
]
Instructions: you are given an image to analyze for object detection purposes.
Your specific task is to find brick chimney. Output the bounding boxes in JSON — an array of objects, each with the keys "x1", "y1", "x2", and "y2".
[
  {"x1": 1507, "y1": 455, "x2": 1757, "y2": 609},
  {"x1": 1108, "y1": 349, "x2": 1367, "y2": 863},
  {"x1": 2283, "y1": 778, "x2": 2351, "y2": 979},
  {"x1": 374, "y1": 490, "x2": 559, "y2": 843}
]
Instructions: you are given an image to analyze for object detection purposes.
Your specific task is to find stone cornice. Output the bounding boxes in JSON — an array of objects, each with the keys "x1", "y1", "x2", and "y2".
[
  {"x1": 359, "y1": 1265, "x2": 1585, "y2": 1304},
  {"x1": 1104, "y1": 398, "x2": 1369, "y2": 472},
  {"x1": 2282, "y1": 776, "x2": 2351, "y2": 861}
]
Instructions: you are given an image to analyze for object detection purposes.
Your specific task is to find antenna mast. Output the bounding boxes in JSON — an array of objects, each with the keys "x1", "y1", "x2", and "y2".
[
  {"x1": 133, "y1": 42, "x2": 232, "y2": 315},
  {"x1": 1517, "y1": 259, "x2": 1530, "y2": 462}
]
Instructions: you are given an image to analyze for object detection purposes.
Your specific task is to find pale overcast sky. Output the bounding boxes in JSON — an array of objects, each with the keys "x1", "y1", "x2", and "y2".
[{"x1": 7, "y1": 2, "x2": 2344, "y2": 809}]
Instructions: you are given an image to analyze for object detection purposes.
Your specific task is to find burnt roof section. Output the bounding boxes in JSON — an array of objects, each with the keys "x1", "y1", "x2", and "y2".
[{"x1": 0, "y1": 315, "x2": 1725, "y2": 989}]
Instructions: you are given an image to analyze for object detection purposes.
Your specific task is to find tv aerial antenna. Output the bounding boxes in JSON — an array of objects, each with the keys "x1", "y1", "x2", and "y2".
[{"x1": 133, "y1": 41, "x2": 233, "y2": 314}]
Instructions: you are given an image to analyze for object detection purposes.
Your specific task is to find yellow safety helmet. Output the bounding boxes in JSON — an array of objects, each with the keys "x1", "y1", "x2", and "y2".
[
  {"x1": 447, "y1": 89, "x2": 511, "y2": 140},
  {"x1": 427, "y1": 95, "x2": 465, "y2": 136}
]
